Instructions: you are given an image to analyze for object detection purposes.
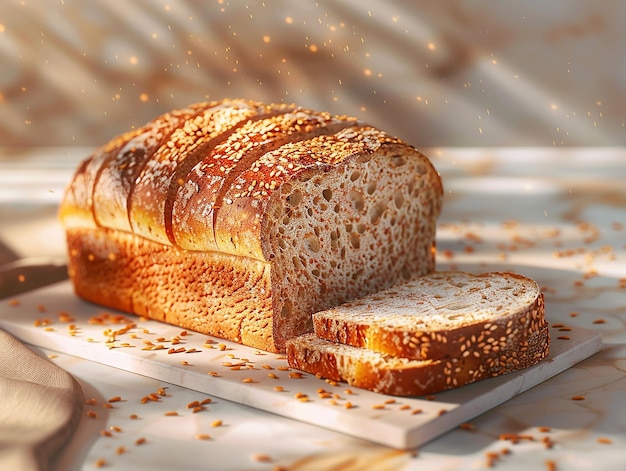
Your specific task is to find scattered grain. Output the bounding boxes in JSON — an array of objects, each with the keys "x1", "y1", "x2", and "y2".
[{"x1": 252, "y1": 454, "x2": 272, "y2": 463}]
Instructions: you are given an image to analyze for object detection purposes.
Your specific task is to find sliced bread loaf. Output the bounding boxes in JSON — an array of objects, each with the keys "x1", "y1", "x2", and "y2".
[
  {"x1": 312, "y1": 271, "x2": 547, "y2": 361},
  {"x1": 59, "y1": 99, "x2": 443, "y2": 352},
  {"x1": 286, "y1": 323, "x2": 549, "y2": 396}
]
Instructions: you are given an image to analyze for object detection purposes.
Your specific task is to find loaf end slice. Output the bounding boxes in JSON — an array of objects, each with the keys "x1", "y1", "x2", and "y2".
[
  {"x1": 313, "y1": 271, "x2": 547, "y2": 361},
  {"x1": 286, "y1": 322, "x2": 550, "y2": 397}
]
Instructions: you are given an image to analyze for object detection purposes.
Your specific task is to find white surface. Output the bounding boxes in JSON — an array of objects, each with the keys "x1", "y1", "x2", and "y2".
[{"x1": 0, "y1": 281, "x2": 600, "y2": 450}]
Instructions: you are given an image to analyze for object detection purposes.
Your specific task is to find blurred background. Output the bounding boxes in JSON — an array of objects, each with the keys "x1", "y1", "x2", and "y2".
[{"x1": 1, "y1": 0, "x2": 624, "y2": 148}]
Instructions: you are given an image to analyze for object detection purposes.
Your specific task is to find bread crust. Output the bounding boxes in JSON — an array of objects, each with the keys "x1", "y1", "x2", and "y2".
[
  {"x1": 60, "y1": 99, "x2": 443, "y2": 352},
  {"x1": 66, "y1": 227, "x2": 275, "y2": 350},
  {"x1": 286, "y1": 324, "x2": 550, "y2": 397}
]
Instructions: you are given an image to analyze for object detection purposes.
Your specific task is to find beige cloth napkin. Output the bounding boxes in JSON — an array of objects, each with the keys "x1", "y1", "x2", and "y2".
[{"x1": 0, "y1": 329, "x2": 83, "y2": 471}]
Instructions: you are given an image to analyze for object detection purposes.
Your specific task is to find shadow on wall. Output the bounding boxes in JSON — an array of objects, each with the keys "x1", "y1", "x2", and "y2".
[{"x1": 1, "y1": 0, "x2": 624, "y2": 147}]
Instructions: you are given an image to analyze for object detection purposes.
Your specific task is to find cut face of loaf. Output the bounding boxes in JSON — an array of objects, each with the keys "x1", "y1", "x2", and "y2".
[
  {"x1": 59, "y1": 98, "x2": 443, "y2": 352},
  {"x1": 286, "y1": 323, "x2": 550, "y2": 397},
  {"x1": 312, "y1": 271, "x2": 548, "y2": 360}
]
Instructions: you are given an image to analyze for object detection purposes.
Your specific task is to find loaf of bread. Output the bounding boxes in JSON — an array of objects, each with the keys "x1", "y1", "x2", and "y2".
[
  {"x1": 59, "y1": 98, "x2": 443, "y2": 352},
  {"x1": 286, "y1": 271, "x2": 550, "y2": 396}
]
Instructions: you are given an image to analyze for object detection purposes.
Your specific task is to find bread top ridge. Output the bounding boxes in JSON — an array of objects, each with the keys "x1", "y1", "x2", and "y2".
[
  {"x1": 313, "y1": 271, "x2": 547, "y2": 360},
  {"x1": 59, "y1": 98, "x2": 443, "y2": 262}
]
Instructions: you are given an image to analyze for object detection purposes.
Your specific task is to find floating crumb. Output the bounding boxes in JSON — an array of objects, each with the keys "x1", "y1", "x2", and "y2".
[
  {"x1": 94, "y1": 458, "x2": 107, "y2": 468},
  {"x1": 571, "y1": 395, "x2": 586, "y2": 401},
  {"x1": 135, "y1": 437, "x2": 147, "y2": 445},
  {"x1": 164, "y1": 411, "x2": 178, "y2": 416},
  {"x1": 252, "y1": 453, "x2": 272, "y2": 462},
  {"x1": 597, "y1": 437, "x2": 613, "y2": 444},
  {"x1": 211, "y1": 419, "x2": 223, "y2": 427},
  {"x1": 195, "y1": 433, "x2": 211, "y2": 440}
]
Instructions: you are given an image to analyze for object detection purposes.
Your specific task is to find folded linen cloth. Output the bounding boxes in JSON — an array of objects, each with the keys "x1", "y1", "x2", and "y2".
[{"x1": 0, "y1": 329, "x2": 83, "y2": 471}]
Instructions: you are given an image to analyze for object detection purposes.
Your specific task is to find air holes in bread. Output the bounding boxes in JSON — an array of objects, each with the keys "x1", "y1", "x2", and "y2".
[
  {"x1": 322, "y1": 188, "x2": 332, "y2": 202},
  {"x1": 350, "y1": 233, "x2": 360, "y2": 249},
  {"x1": 287, "y1": 189, "x2": 302, "y2": 206},
  {"x1": 303, "y1": 234, "x2": 321, "y2": 253},
  {"x1": 349, "y1": 190, "x2": 364, "y2": 211},
  {"x1": 394, "y1": 190, "x2": 405, "y2": 209},
  {"x1": 390, "y1": 155, "x2": 406, "y2": 167},
  {"x1": 366, "y1": 181, "x2": 377, "y2": 195},
  {"x1": 280, "y1": 299, "x2": 293, "y2": 320},
  {"x1": 369, "y1": 201, "x2": 386, "y2": 225},
  {"x1": 350, "y1": 170, "x2": 361, "y2": 182}
]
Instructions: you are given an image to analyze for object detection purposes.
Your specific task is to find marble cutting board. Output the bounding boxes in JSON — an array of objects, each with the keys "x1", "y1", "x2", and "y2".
[{"x1": 0, "y1": 281, "x2": 601, "y2": 450}]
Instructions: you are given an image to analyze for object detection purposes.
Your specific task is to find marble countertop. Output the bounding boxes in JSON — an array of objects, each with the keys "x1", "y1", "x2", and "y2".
[{"x1": 1, "y1": 147, "x2": 625, "y2": 470}]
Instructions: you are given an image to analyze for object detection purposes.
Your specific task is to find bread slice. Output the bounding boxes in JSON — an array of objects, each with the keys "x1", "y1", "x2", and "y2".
[
  {"x1": 59, "y1": 99, "x2": 443, "y2": 352},
  {"x1": 312, "y1": 271, "x2": 547, "y2": 361},
  {"x1": 286, "y1": 323, "x2": 550, "y2": 396}
]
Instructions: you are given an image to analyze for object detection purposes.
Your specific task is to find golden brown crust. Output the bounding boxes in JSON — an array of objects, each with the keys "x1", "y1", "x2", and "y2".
[
  {"x1": 93, "y1": 103, "x2": 213, "y2": 233},
  {"x1": 172, "y1": 109, "x2": 358, "y2": 252},
  {"x1": 286, "y1": 324, "x2": 550, "y2": 397},
  {"x1": 66, "y1": 227, "x2": 276, "y2": 350}
]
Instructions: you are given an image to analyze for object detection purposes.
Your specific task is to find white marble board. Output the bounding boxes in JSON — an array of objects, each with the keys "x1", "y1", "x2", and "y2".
[{"x1": 0, "y1": 281, "x2": 601, "y2": 450}]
